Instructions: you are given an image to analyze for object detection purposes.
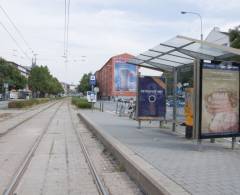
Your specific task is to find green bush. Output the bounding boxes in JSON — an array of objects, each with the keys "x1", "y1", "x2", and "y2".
[
  {"x1": 8, "y1": 98, "x2": 50, "y2": 108},
  {"x1": 71, "y1": 97, "x2": 92, "y2": 109}
]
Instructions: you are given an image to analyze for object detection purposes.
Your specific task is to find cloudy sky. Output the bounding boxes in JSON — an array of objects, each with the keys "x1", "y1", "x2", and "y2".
[{"x1": 0, "y1": 0, "x2": 239, "y2": 84}]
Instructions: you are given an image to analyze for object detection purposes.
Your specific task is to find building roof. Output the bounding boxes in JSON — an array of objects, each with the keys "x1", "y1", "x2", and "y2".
[
  {"x1": 97, "y1": 53, "x2": 134, "y2": 72},
  {"x1": 128, "y1": 35, "x2": 240, "y2": 72}
]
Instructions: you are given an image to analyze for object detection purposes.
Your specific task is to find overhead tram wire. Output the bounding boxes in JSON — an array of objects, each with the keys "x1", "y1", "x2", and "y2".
[
  {"x1": 63, "y1": 0, "x2": 70, "y2": 63},
  {"x1": 0, "y1": 21, "x2": 31, "y2": 61},
  {"x1": 65, "y1": 0, "x2": 71, "y2": 60},
  {"x1": 63, "y1": 0, "x2": 67, "y2": 58},
  {"x1": 0, "y1": 5, "x2": 34, "y2": 54}
]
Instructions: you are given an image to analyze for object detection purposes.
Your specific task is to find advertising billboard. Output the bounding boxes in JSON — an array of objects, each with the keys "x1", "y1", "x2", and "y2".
[
  {"x1": 137, "y1": 76, "x2": 166, "y2": 119},
  {"x1": 200, "y1": 62, "x2": 240, "y2": 139},
  {"x1": 114, "y1": 63, "x2": 137, "y2": 92},
  {"x1": 184, "y1": 88, "x2": 193, "y2": 126}
]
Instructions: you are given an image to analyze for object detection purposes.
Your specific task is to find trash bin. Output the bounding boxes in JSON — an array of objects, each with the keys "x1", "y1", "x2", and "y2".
[{"x1": 185, "y1": 125, "x2": 193, "y2": 139}]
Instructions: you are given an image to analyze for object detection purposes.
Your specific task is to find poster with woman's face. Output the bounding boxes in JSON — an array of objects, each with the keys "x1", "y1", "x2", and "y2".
[{"x1": 201, "y1": 63, "x2": 239, "y2": 137}]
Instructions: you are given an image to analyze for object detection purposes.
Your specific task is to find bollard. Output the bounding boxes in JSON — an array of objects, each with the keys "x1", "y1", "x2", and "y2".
[
  {"x1": 210, "y1": 138, "x2": 215, "y2": 143},
  {"x1": 232, "y1": 137, "x2": 236, "y2": 150},
  {"x1": 116, "y1": 101, "x2": 118, "y2": 114}
]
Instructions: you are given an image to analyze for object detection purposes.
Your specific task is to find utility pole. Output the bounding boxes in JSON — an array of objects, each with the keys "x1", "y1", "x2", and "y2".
[{"x1": 32, "y1": 53, "x2": 38, "y2": 67}]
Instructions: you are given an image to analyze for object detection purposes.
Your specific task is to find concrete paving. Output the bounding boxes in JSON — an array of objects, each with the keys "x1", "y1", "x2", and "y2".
[
  {"x1": 0, "y1": 101, "x2": 57, "y2": 135},
  {"x1": 79, "y1": 108, "x2": 240, "y2": 195},
  {"x1": 0, "y1": 102, "x2": 62, "y2": 194},
  {"x1": 0, "y1": 100, "x2": 9, "y2": 109},
  {"x1": 15, "y1": 102, "x2": 99, "y2": 195}
]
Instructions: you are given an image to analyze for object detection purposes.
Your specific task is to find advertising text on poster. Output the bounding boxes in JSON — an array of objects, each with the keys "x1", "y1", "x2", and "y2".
[
  {"x1": 200, "y1": 62, "x2": 240, "y2": 138},
  {"x1": 137, "y1": 76, "x2": 166, "y2": 119}
]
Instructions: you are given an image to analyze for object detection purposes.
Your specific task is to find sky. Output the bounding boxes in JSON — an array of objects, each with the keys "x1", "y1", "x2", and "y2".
[{"x1": 0, "y1": 0, "x2": 239, "y2": 84}]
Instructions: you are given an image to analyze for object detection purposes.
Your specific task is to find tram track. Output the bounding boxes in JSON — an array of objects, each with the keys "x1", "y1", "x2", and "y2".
[
  {"x1": 3, "y1": 101, "x2": 64, "y2": 195},
  {"x1": 3, "y1": 101, "x2": 109, "y2": 195},
  {"x1": 0, "y1": 101, "x2": 58, "y2": 138},
  {"x1": 68, "y1": 103, "x2": 109, "y2": 195}
]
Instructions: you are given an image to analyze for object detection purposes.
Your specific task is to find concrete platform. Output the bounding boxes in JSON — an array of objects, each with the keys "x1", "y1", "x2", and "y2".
[{"x1": 78, "y1": 109, "x2": 240, "y2": 195}]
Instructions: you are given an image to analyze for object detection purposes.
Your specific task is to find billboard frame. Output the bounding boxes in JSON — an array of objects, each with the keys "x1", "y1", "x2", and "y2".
[
  {"x1": 136, "y1": 75, "x2": 166, "y2": 128},
  {"x1": 198, "y1": 60, "x2": 240, "y2": 139}
]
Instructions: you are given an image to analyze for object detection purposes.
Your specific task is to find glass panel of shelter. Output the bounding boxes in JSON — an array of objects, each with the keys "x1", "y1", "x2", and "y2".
[{"x1": 163, "y1": 36, "x2": 194, "y2": 48}]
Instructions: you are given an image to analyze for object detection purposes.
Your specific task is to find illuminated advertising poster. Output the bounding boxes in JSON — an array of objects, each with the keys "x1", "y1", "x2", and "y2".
[
  {"x1": 137, "y1": 76, "x2": 166, "y2": 119},
  {"x1": 114, "y1": 63, "x2": 137, "y2": 92},
  {"x1": 200, "y1": 62, "x2": 240, "y2": 138},
  {"x1": 184, "y1": 88, "x2": 193, "y2": 126}
]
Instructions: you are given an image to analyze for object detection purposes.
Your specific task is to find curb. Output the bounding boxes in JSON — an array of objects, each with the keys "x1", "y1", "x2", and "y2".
[{"x1": 77, "y1": 112, "x2": 190, "y2": 195}]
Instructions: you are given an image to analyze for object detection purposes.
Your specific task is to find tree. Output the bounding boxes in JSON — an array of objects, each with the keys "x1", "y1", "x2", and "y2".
[
  {"x1": 0, "y1": 57, "x2": 27, "y2": 93},
  {"x1": 28, "y1": 66, "x2": 63, "y2": 97},
  {"x1": 77, "y1": 72, "x2": 92, "y2": 93},
  {"x1": 227, "y1": 27, "x2": 240, "y2": 62},
  {"x1": 229, "y1": 27, "x2": 240, "y2": 49}
]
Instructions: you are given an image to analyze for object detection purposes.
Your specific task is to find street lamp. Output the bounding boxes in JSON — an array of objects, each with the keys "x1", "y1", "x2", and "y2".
[{"x1": 181, "y1": 11, "x2": 203, "y2": 41}]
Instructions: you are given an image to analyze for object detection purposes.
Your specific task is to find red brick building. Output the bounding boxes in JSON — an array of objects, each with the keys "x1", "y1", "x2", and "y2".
[{"x1": 95, "y1": 53, "x2": 137, "y2": 99}]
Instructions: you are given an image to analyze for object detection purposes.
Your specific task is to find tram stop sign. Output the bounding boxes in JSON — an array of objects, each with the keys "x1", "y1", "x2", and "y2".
[{"x1": 89, "y1": 75, "x2": 96, "y2": 86}]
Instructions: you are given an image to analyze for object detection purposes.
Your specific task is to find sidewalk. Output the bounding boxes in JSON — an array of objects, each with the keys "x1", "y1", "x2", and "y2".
[{"x1": 79, "y1": 109, "x2": 240, "y2": 195}]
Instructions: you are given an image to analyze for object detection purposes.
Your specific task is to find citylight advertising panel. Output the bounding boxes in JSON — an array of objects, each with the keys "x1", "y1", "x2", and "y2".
[
  {"x1": 200, "y1": 62, "x2": 240, "y2": 139},
  {"x1": 114, "y1": 63, "x2": 137, "y2": 92},
  {"x1": 137, "y1": 76, "x2": 166, "y2": 119}
]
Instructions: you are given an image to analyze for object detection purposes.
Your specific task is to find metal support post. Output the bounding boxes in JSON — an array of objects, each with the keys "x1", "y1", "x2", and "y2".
[
  {"x1": 232, "y1": 137, "x2": 236, "y2": 150},
  {"x1": 116, "y1": 101, "x2": 118, "y2": 114},
  {"x1": 193, "y1": 59, "x2": 201, "y2": 140},
  {"x1": 138, "y1": 120, "x2": 141, "y2": 129},
  {"x1": 172, "y1": 68, "x2": 177, "y2": 132},
  {"x1": 159, "y1": 121, "x2": 163, "y2": 128},
  {"x1": 210, "y1": 138, "x2": 215, "y2": 143}
]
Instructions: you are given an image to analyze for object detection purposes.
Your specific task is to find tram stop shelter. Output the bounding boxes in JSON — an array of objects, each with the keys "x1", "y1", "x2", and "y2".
[{"x1": 128, "y1": 35, "x2": 240, "y2": 144}]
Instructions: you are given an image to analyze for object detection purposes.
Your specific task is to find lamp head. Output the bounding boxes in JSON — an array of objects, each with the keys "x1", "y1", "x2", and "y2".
[{"x1": 181, "y1": 11, "x2": 186, "y2": 14}]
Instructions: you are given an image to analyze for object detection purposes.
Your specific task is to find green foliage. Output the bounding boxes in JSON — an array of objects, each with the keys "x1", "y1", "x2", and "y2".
[
  {"x1": 28, "y1": 66, "x2": 63, "y2": 97},
  {"x1": 228, "y1": 27, "x2": 240, "y2": 62},
  {"x1": 162, "y1": 65, "x2": 193, "y2": 96},
  {"x1": 71, "y1": 97, "x2": 92, "y2": 109},
  {"x1": 229, "y1": 27, "x2": 240, "y2": 49},
  {"x1": 0, "y1": 57, "x2": 27, "y2": 93},
  {"x1": 8, "y1": 98, "x2": 50, "y2": 108},
  {"x1": 77, "y1": 73, "x2": 92, "y2": 93}
]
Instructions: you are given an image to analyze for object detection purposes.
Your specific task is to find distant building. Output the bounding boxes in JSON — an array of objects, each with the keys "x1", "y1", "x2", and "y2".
[
  {"x1": 95, "y1": 53, "x2": 138, "y2": 100},
  {"x1": 205, "y1": 27, "x2": 230, "y2": 46},
  {"x1": 61, "y1": 82, "x2": 70, "y2": 94},
  {"x1": 8, "y1": 61, "x2": 31, "y2": 78}
]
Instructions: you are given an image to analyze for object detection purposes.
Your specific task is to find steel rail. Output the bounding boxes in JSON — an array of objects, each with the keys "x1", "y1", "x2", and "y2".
[
  {"x1": 3, "y1": 101, "x2": 64, "y2": 195},
  {"x1": 0, "y1": 101, "x2": 58, "y2": 137},
  {"x1": 68, "y1": 103, "x2": 109, "y2": 195}
]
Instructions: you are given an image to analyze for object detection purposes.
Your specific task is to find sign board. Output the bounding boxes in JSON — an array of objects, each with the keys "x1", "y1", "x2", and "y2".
[
  {"x1": 199, "y1": 62, "x2": 240, "y2": 139},
  {"x1": 3, "y1": 83, "x2": 8, "y2": 88},
  {"x1": 87, "y1": 91, "x2": 97, "y2": 103},
  {"x1": 137, "y1": 76, "x2": 166, "y2": 120},
  {"x1": 89, "y1": 75, "x2": 96, "y2": 86}
]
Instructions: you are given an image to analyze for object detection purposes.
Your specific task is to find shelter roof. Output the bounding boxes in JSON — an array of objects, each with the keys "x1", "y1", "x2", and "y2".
[{"x1": 128, "y1": 35, "x2": 240, "y2": 72}]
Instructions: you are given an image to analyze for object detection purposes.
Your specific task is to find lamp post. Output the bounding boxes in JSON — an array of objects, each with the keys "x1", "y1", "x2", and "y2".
[{"x1": 181, "y1": 11, "x2": 203, "y2": 41}]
